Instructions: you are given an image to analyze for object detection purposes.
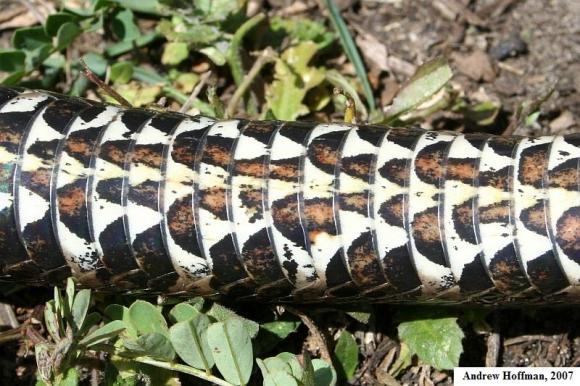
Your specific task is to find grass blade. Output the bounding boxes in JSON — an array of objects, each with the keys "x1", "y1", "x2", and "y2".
[{"x1": 322, "y1": 0, "x2": 375, "y2": 113}]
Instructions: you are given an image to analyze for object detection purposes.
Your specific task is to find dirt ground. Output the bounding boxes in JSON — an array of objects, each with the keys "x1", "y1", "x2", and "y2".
[{"x1": 0, "y1": 0, "x2": 579, "y2": 385}]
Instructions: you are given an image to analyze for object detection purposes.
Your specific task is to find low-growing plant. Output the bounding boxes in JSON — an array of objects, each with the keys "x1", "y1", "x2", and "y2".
[{"x1": 33, "y1": 278, "x2": 344, "y2": 386}]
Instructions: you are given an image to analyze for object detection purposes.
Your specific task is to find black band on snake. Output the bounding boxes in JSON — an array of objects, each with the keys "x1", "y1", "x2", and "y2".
[{"x1": 0, "y1": 87, "x2": 578, "y2": 304}]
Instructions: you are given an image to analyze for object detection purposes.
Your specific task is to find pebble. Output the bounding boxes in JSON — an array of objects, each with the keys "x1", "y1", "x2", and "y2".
[{"x1": 489, "y1": 34, "x2": 528, "y2": 61}]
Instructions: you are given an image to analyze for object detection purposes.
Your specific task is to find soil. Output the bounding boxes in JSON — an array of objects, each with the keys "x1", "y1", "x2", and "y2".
[{"x1": 0, "y1": 0, "x2": 579, "y2": 385}]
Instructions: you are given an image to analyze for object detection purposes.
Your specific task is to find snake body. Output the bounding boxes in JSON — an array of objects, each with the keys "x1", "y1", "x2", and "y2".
[{"x1": 0, "y1": 87, "x2": 578, "y2": 304}]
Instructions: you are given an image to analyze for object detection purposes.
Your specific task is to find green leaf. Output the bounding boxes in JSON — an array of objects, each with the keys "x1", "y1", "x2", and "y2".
[
  {"x1": 322, "y1": 0, "x2": 375, "y2": 112},
  {"x1": 301, "y1": 351, "x2": 315, "y2": 386},
  {"x1": 207, "y1": 303, "x2": 259, "y2": 338},
  {"x1": 384, "y1": 57, "x2": 453, "y2": 122},
  {"x1": 5, "y1": 45, "x2": 36, "y2": 71},
  {"x1": 169, "y1": 302, "x2": 202, "y2": 323},
  {"x1": 114, "y1": 83, "x2": 162, "y2": 107},
  {"x1": 207, "y1": 318, "x2": 253, "y2": 385},
  {"x1": 1, "y1": 71, "x2": 25, "y2": 85},
  {"x1": 346, "y1": 311, "x2": 372, "y2": 325},
  {"x1": 283, "y1": 42, "x2": 325, "y2": 90},
  {"x1": 305, "y1": 85, "x2": 332, "y2": 112},
  {"x1": 255, "y1": 320, "x2": 300, "y2": 355},
  {"x1": 65, "y1": 278, "x2": 75, "y2": 310},
  {"x1": 257, "y1": 357, "x2": 292, "y2": 377},
  {"x1": 162, "y1": 42, "x2": 189, "y2": 66},
  {"x1": 397, "y1": 312, "x2": 464, "y2": 370},
  {"x1": 132, "y1": 66, "x2": 167, "y2": 84},
  {"x1": 199, "y1": 46, "x2": 227, "y2": 66},
  {"x1": 169, "y1": 313, "x2": 214, "y2": 371},
  {"x1": 45, "y1": 13, "x2": 76, "y2": 37},
  {"x1": 79, "y1": 320, "x2": 126, "y2": 347},
  {"x1": 104, "y1": 304, "x2": 139, "y2": 338},
  {"x1": 266, "y1": 42, "x2": 325, "y2": 121},
  {"x1": 258, "y1": 358, "x2": 300, "y2": 386},
  {"x1": 270, "y1": 16, "x2": 334, "y2": 48},
  {"x1": 78, "y1": 312, "x2": 101, "y2": 337},
  {"x1": 174, "y1": 73, "x2": 200, "y2": 94},
  {"x1": 260, "y1": 320, "x2": 300, "y2": 341},
  {"x1": 105, "y1": 32, "x2": 160, "y2": 57},
  {"x1": 55, "y1": 22, "x2": 81, "y2": 51},
  {"x1": 81, "y1": 53, "x2": 108, "y2": 76},
  {"x1": 110, "y1": 62, "x2": 134, "y2": 84},
  {"x1": 266, "y1": 62, "x2": 309, "y2": 121},
  {"x1": 55, "y1": 367, "x2": 79, "y2": 386},
  {"x1": 312, "y1": 359, "x2": 337, "y2": 386},
  {"x1": 275, "y1": 352, "x2": 303, "y2": 379},
  {"x1": 264, "y1": 372, "x2": 299, "y2": 386},
  {"x1": 104, "y1": 304, "x2": 125, "y2": 321},
  {"x1": 43, "y1": 300, "x2": 60, "y2": 341},
  {"x1": 157, "y1": 19, "x2": 220, "y2": 45},
  {"x1": 455, "y1": 100, "x2": 500, "y2": 126},
  {"x1": 333, "y1": 331, "x2": 358, "y2": 381},
  {"x1": 102, "y1": 361, "x2": 134, "y2": 386},
  {"x1": 128, "y1": 300, "x2": 168, "y2": 335},
  {"x1": 525, "y1": 110, "x2": 541, "y2": 126},
  {"x1": 53, "y1": 286, "x2": 64, "y2": 318},
  {"x1": 12, "y1": 27, "x2": 51, "y2": 51},
  {"x1": 111, "y1": 8, "x2": 140, "y2": 42},
  {"x1": 123, "y1": 332, "x2": 176, "y2": 361},
  {"x1": 35, "y1": 379, "x2": 49, "y2": 386},
  {"x1": 71, "y1": 288, "x2": 91, "y2": 331},
  {"x1": 112, "y1": 0, "x2": 167, "y2": 15},
  {"x1": 28, "y1": 45, "x2": 53, "y2": 68},
  {"x1": 194, "y1": 0, "x2": 242, "y2": 22}
]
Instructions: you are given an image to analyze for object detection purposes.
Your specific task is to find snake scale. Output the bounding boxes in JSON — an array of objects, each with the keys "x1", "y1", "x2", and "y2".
[{"x1": 0, "y1": 86, "x2": 578, "y2": 304}]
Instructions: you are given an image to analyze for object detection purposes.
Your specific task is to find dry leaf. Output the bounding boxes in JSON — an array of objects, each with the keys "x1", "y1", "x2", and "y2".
[{"x1": 452, "y1": 51, "x2": 496, "y2": 82}]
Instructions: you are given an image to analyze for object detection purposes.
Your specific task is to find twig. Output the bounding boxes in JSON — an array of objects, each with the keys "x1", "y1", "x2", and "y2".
[
  {"x1": 180, "y1": 71, "x2": 212, "y2": 113},
  {"x1": 497, "y1": 62, "x2": 524, "y2": 76},
  {"x1": 353, "y1": 338, "x2": 396, "y2": 385},
  {"x1": 0, "y1": 327, "x2": 21, "y2": 345},
  {"x1": 277, "y1": 1, "x2": 316, "y2": 17},
  {"x1": 502, "y1": 84, "x2": 555, "y2": 136},
  {"x1": 285, "y1": 306, "x2": 332, "y2": 364},
  {"x1": 225, "y1": 49, "x2": 277, "y2": 118},
  {"x1": 0, "y1": 302, "x2": 19, "y2": 329},
  {"x1": 485, "y1": 314, "x2": 501, "y2": 367},
  {"x1": 79, "y1": 58, "x2": 132, "y2": 108},
  {"x1": 504, "y1": 335, "x2": 556, "y2": 346}
]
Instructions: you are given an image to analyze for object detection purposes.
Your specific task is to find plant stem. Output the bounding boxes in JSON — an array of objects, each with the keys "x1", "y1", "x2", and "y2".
[
  {"x1": 226, "y1": 13, "x2": 266, "y2": 115},
  {"x1": 131, "y1": 356, "x2": 235, "y2": 386},
  {"x1": 79, "y1": 58, "x2": 132, "y2": 108},
  {"x1": 225, "y1": 48, "x2": 277, "y2": 118},
  {"x1": 285, "y1": 306, "x2": 333, "y2": 365},
  {"x1": 227, "y1": 13, "x2": 266, "y2": 86},
  {"x1": 180, "y1": 71, "x2": 212, "y2": 113},
  {"x1": 321, "y1": 0, "x2": 376, "y2": 113}
]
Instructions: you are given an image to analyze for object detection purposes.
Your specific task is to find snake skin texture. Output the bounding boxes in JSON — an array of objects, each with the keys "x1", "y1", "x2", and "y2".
[{"x1": 0, "y1": 86, "x2": 578, "y2": 304}]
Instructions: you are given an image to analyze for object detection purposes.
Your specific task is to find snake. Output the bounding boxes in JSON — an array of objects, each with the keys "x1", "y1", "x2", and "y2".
[{"x1": 0, "y1": 86, "x2": 578, "y2": 304}]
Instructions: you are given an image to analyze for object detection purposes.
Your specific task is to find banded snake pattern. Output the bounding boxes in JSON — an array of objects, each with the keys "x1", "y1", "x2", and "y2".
[{"x1": 0, "y1": 86, "x2": 578, "y2": 304}]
